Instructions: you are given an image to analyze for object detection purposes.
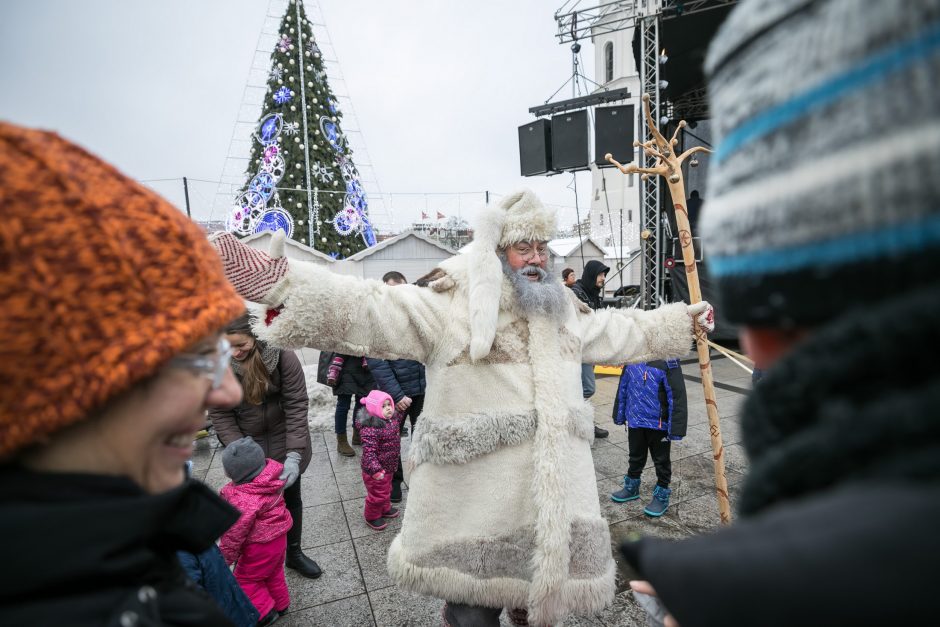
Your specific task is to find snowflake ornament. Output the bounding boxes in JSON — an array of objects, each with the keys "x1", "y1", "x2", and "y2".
[
  {"x1": 282, "y1": 121, "x2": 300, "y2": 136},
  {"x1": 309, "y1": 41, "x2": 321, "y2": 57},
  {"x1": 268, "y1": 67, "x2": 284, "y2": 82},
  {"x1": 312, "y1": 162, "x2": 334, "y2": 184},
  {"x1": 278, "y1": 35, "x2": 292, "y2": 53},
  {"x1": 273, "y1": 86, "x2": 293, "y2": 105}
]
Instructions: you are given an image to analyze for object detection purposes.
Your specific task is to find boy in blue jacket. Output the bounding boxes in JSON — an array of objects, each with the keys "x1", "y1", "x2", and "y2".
[{"x1": 610, "y1": 359, "x2": 688, "y2": 516}]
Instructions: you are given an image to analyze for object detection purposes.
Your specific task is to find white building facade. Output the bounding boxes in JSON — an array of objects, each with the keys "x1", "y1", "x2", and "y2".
[{"x1": 589, "y1": 4, "x2": 642, "y2": 286}]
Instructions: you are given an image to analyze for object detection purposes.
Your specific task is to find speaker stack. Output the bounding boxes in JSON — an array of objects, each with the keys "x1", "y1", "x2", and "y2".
[
  {"x1": 594, "y1": 105, "x2": 634, "y2": 167},
  {"x1": 519, "y1": 105, "x2": 635, "y2": 176},
  {"x1": 517, "y1": 119, "x2": 552, "y2": 176},
  {"x1": 551, "y1": 110, "x2": 589, "y2": 171}
]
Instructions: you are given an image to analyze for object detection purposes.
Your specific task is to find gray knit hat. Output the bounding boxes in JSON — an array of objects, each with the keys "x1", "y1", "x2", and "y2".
[
  {"x1": 701, "y1": 0, "x2": 940, "y2": 326},
  {"x1": 222, "y1": 436, "x2": 266, "y2": 484}
]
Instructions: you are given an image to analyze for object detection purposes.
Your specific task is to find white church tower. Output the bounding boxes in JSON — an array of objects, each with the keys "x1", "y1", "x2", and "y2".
[{"x1": 589, "y1": 4, "x2": 642, "y2": 285}]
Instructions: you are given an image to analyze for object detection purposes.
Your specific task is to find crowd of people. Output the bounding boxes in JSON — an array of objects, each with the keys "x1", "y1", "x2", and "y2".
[{"x1": 1, "y1": 0, "x2": 937, "y2": 625}]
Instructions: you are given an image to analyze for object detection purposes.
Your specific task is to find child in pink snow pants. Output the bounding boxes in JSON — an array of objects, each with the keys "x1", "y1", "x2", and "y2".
[
  {"x1": 357, "y1": 390, "x2": 403, "y2": 531},
  {"x1": 219, "y1": 436, "x2": 293, "y2": 623}
]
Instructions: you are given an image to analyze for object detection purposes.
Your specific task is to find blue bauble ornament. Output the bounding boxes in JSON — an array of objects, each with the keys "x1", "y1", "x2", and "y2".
[
  {"x1": 253, "y1": 208, "x2": 294, "y2": 238},
  {"x1": 259, "y1": 114, "x2": 281, "y2": 144}
]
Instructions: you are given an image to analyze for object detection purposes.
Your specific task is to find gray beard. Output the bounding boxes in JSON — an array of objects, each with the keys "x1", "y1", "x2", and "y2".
[{"x1": 501, "y1": 257, "x2": 569, "y2": 324}]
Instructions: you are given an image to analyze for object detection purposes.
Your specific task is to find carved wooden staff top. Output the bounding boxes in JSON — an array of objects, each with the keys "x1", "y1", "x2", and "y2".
[{"x1": 606, "y1": 93, "x2": 732, "y2": 524}]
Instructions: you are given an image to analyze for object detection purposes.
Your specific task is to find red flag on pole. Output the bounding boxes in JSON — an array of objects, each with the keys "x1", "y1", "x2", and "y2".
[
  {"x1": 421, "y1": 212, "x2": 429, "y2": 220},
  {"x1": 437, "y1": 211, "x2": 446, "y2": 220}
]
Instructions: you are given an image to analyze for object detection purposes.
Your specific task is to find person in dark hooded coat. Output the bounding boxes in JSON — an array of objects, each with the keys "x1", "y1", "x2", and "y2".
[
  {"x1": 568, "y1": 260, "x2": 612, "y2": 438},
  {"x1": 570, "y1": 260, "x2": 610, "y2": 312}
]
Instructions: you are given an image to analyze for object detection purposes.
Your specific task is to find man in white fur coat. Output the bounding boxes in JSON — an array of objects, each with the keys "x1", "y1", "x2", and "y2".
[{"x1": 211, "y1": 190, "x2": 711, "y2": 626}]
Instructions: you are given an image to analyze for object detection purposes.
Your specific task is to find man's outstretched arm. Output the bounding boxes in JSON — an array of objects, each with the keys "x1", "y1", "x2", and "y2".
[
  {"x1": 210, "y1": 232, "x2": 444, "y2": 362},
  {"x1": 579, "y1": 301, "x2": 713, "y2": 366}
]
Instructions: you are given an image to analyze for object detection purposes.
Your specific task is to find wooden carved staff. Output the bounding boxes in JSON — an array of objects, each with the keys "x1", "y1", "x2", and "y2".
[{"x1": 606, "y1": 93, "x2": 731, "y2": 524}]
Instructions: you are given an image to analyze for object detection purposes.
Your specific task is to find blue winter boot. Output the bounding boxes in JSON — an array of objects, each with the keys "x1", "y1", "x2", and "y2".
[
  {"x1": 644, "y1": 485, "x2": 671, "y2": 517},
  {"x1": 611, "y1": 476, "x2": 641, "y2": 502}
]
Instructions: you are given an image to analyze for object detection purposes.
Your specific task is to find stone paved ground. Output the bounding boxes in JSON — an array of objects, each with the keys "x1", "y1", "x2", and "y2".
[{"x1": 195, "y1": 351, "x2": 751, "y2": 626}]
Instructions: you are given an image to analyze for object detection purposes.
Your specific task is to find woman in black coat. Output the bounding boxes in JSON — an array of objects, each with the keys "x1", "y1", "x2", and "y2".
[
  {"x1": 317, "y1": 352, "x2": 375, "y2": 456},
  {"x1": 0, "y1": 124, "x2": 248, "y2": 626}
]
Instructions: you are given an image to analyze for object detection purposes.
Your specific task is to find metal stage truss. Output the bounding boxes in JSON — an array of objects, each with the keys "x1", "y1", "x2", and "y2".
[{"x1": 552, "y1": 0, "x2": 735, "y2": 308}]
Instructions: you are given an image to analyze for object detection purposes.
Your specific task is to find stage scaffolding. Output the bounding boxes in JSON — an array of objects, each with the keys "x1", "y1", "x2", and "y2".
[{"x1": 553, "y1": 0, "x2": 735, "y2": 308}]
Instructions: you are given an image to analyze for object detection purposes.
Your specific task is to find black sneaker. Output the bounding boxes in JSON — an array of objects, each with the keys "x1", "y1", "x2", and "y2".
[
  {"x1": 382, "y1": 507, "x2": 400, "y2": 519},
  {"x1": 365, "y1": 517, "x2": 388, "y2": 531},
  {"x1": 594, "y1": 424, "x2": 609, "y2": 439}
]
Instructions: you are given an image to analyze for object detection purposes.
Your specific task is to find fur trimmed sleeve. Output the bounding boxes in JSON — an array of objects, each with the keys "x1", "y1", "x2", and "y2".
[
  {"x1": 579, "y1": 302, "x2": 692, "y2": 365},
  {"x1": 253, "y1": 261, "x2": 447, "y2": 362}
]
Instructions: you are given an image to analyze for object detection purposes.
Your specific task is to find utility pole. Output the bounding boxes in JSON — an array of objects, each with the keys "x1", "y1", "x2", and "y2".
[{"x1": 182, "y1": 177, "x2": 192, "y2": 219}]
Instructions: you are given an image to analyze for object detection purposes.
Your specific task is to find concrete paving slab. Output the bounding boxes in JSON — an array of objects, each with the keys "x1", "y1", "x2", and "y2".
[
  {"x1": 354, "y1": 530, "x2": 400, "y2": 592},
  {"x1": 285, "y1": 540, "x2": 365, "y2": 611},
  {"x1": 298, "y1": 465, "x2": 342, "y2": 507},
  {"x1": 592, "y1": 441, "x2": 632, "y2": 480},
  {"x1": 280, "y1": 593, "x2": 374, "y2": 626},
  {"x1": 369, "y1": 585, "x2": 443, "y2": 626},
  {"x1": 299, "y1": 501, "x2": 351, "y2": 550}
]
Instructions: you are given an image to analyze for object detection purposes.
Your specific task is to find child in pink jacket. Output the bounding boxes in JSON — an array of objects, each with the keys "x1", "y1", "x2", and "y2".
[
  {"x1": 219, "y1": 437, "x2": 293, "y2": 624},
  {"x1": 357, "y1": 390, "x2": 403, "y2": 531}
]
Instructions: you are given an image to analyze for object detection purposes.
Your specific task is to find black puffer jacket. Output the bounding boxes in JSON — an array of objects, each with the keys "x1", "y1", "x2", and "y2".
[
  {"x1": 316, "y1": 352, "x2": 375, "y2": 397},
  {"x1": 367, "y1": 358, "x2": 426, "y2": 402},
  {"x1": 621, "y1": 285, "x2": 940, "y2": 626},
  {"x1": 0, "y1": 469, "x2": 239, "y2": 627},
  {"x1": 569, "y1": 260, "x2": 610, "y2": 311}
]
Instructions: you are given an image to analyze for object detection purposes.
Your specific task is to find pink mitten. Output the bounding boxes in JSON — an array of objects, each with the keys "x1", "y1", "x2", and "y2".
[
  {"x1": 209, "y1": 232, "x2": 290, "y2": 305},
  {"x1": 687, "y1": 301, "x2": 715, "y2": 334}
]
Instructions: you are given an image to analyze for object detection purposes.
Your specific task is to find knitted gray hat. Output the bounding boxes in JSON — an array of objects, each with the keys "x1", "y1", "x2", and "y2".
[
  {"x1": 701, "y1": 0, "x2": 940, "y2": 326},
  {"x1": 221, "y1": 436, "x2": 266, "y2": 484}
]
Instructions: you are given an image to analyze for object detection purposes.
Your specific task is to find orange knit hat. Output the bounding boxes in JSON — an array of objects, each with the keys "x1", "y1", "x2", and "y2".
[{"x1": 0, "y1": 123, "x2": 245, "y2": 457}]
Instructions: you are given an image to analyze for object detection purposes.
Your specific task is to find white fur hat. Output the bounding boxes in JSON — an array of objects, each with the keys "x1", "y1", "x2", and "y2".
[
  {"x1": 472, "y1": 189, "x2": 558, "y2": 250},
  {"x1": 460, "y1": 189, "x2": 558, "y2": 362}
]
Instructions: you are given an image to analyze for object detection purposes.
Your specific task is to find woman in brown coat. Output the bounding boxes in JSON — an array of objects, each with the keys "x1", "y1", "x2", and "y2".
[{"x1": 209, "y1": 314, "x2": 321, "y2": 579}]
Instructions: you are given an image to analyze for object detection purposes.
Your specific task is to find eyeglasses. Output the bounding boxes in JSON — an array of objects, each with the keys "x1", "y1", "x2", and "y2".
[
  {"x1": 168, "y1": 337, "x2": 233, "y2": 390},
  {"x1": 511, "y1": 243, "x2": 549, "y2": 261}
]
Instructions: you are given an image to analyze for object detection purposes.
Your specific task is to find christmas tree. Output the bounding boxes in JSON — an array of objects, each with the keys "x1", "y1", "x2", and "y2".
[{"x1": 228, "y1": 0, "x2": 375, "y2": 258}]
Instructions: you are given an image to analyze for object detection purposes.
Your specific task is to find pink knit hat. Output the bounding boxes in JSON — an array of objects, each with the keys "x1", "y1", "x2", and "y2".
[{"x1": 360, "y1": 390, "x2": 394, "y2": 419}]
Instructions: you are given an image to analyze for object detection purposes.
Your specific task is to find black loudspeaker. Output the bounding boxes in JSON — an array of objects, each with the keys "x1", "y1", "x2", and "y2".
[
  {"x1": 551, "y1": 110, "x2": 589, "y2": 171},
  {"x1": 518, "y1": 119, "x2": 552, "y2": 176},
  {"x1": 594, "y1": 105, "x2": 634, "y2": 167}
]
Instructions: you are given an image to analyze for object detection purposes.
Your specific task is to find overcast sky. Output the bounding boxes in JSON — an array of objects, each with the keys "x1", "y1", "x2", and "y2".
[{"x1": 0, "y1": 0, "x2": 598, "y2": 230}]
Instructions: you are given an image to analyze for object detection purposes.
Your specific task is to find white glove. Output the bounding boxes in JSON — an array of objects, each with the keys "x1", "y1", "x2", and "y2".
[
  {"x1": 687, "y1": 301, "x2": 715, "y2": 334},
  {"x1": 279, "y1": 451, "x2": 302, "y2": 488}
]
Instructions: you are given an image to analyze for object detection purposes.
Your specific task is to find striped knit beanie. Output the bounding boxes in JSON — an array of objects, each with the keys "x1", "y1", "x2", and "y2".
[
  {"x1": 700, "y1": 0, "x2": 940, "y2": 326},
  {"x1": 0, "y1": 123, "x2": 245, "y2": 457}
]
